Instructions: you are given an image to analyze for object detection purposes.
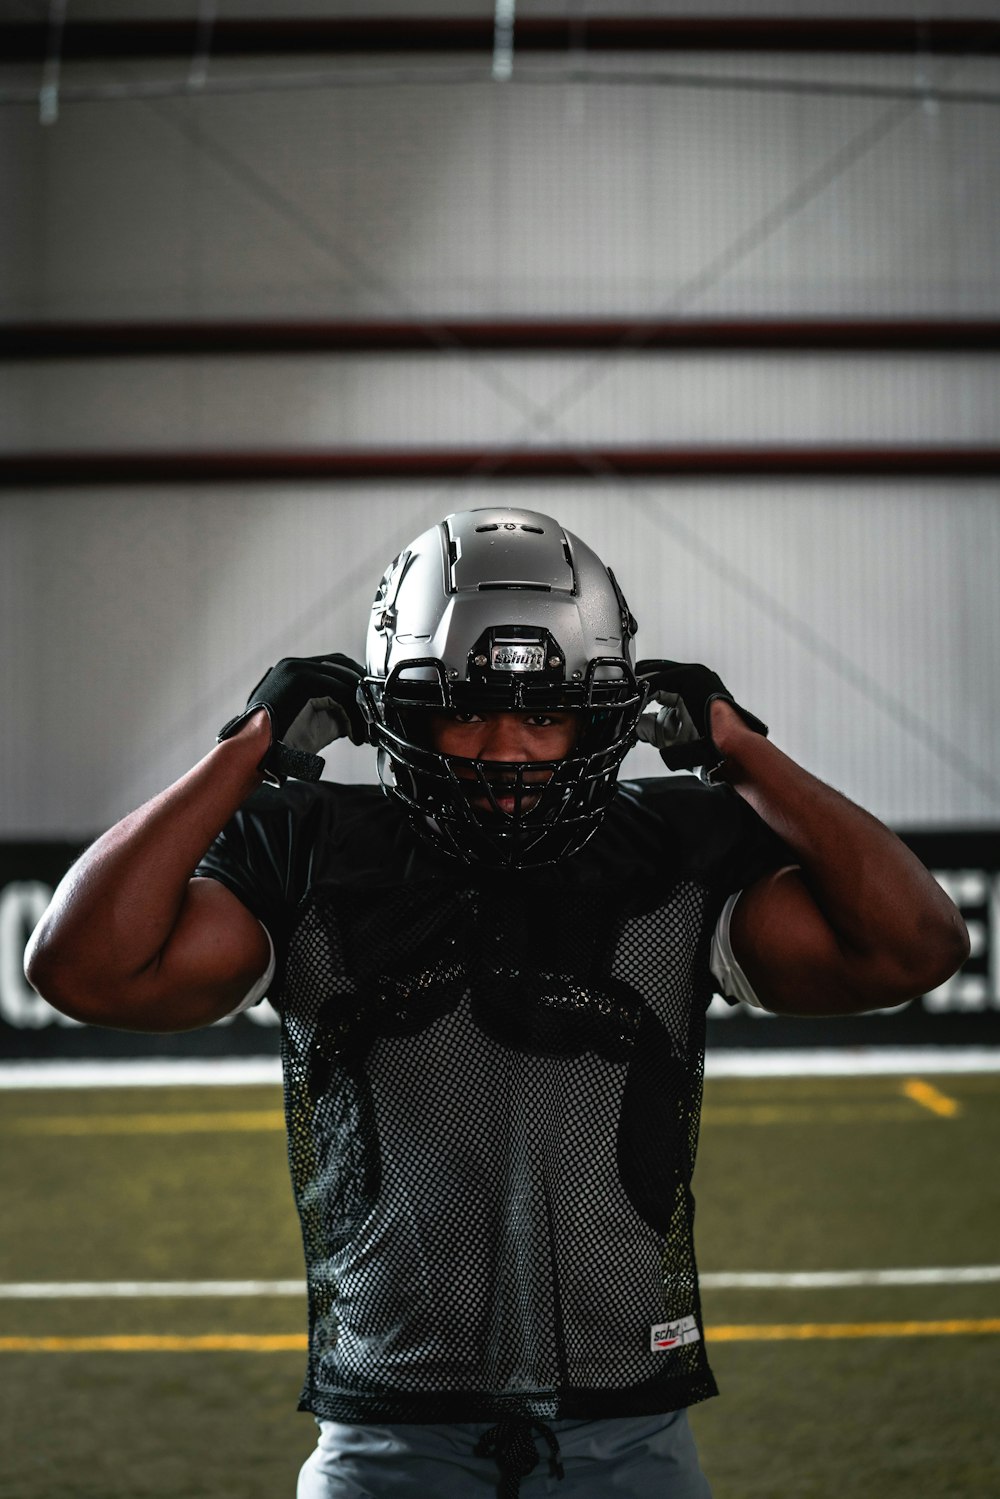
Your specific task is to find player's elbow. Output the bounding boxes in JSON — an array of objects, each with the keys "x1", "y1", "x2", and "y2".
[
  {"x1": 907, "y1": 906, "x2": 971, "y2": 996},
  {"x1": 24, "y1": 936, "x2": 107, "y2": 1025},
  {"x1": 23, "y1": 923, "x2": 63, "y2": 1003},
  {"x1": 24, "y1": 921, "x2": 142, "y2": 1027},
  {"x1": 25, "y1": 945, "x2": 199, "y2": 1033},
  {"x1": 855, "y1": 908, "x2": 971, "y2": 1012}
]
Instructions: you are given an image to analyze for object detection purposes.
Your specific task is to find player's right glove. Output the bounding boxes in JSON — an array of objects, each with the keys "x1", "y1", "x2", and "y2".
[
  {"x1": 635, "y1": 659, "x2": 767, "y2": 779},
  {"x1": 217, "y1": 654, "x2": 369, "y2": 787}
]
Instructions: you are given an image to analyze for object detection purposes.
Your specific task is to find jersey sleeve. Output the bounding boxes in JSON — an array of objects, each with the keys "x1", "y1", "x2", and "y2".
[
  {"x1": 617, "y1": 774, "x2": 793, "y2": 897},
  {"x1": 713, "y1": 784, "x2": 795, "y2": 897},
  {"x1": 194, "y1": 784, "x2": 321, "y2": 997}
]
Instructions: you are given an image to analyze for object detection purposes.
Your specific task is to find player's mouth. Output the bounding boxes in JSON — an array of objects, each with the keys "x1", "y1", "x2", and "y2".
[
  {"x1": 484, "y1": 790, "x2": 533, "y2": 816},
  {"x1": 459, "y1": 773, "x2": 550, "y2": 818}
]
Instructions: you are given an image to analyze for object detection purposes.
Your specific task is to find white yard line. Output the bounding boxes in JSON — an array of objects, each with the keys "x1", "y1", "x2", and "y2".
[
  {"x1": 1, "y1": 1047, "x2": 999, "y2": 1089},
  {"x1": 705, "y1": 1047, "x2": 1000, "y2": 1078},
  {"x1": 700, "y1": 1266, "x2": 1000, "y2": 1289},
  {"x1": 0, "y1": 1280, "x2": 306, "y2": 1298},
  {"x1": 0, "y1": 1059, "x2": 283, "y2": 1088},
  {"x1": 2, "y1": 1267, "x2": 999, "y2": 1298}
]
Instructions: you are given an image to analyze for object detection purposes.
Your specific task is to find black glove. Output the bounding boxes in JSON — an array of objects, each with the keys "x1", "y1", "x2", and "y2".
[
  {"x1": 634, "y1": 659, "x2": 767, "y2": 777},
  {"x1": 218, "y1": 654, "x2": 369, "y2": 787}
]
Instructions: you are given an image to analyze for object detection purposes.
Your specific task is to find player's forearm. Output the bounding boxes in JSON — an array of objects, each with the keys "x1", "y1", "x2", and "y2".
[
  {"x1": 24, "y1": 712, "x2": 269, "y2": 1004},
  {"x1": 711, "y1": 703, "x2": 969, "y2": 991}
]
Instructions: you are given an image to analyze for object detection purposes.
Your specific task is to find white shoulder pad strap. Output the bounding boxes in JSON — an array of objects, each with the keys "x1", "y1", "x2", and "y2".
[
  {"x1": 709, "y1": 892, "x2": 765, "y2": 1010},
  {"x1": 225, "y1": 924, "x2": 276, "y2": 1017}
]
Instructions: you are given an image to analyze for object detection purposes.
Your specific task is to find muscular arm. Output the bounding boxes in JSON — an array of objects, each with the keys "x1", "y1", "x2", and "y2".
[
  {"x1": 711, "y1": 702, "x2": 970, "y2": 1016},
  {"x1": 24, "y1": 711, "x2": 273, "y2": 1033}
]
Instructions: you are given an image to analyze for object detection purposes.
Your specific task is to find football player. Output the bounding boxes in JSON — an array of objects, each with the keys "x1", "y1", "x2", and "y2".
[{"x1": 26, "y1": 508, "x2": 968, "y2": 1498}]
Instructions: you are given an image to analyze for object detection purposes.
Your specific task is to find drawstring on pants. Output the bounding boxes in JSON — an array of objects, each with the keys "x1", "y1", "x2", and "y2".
[{"x1": 474, "y1": 1415, "x2": 565, "y2": 1498}]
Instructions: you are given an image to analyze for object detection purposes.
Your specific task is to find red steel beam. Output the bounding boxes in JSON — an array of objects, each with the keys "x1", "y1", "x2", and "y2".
[
  {"x1": 4, "y1": 320, "x2": 1000, "y2": 357},
  {"x1": 3, "y1": 448, "x2": 1000, "y2": 485},
  {"x1": 2, "y1": 18, "x2": 999, "y2": 59}
]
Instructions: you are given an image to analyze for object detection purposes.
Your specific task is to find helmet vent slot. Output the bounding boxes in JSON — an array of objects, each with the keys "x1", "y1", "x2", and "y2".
[
  {"x1": 475, "y1": 523, "x2": 499, "y2": 532},
  {"x1": 477, "y1": 582, "x2": 551, "y2": 591}
]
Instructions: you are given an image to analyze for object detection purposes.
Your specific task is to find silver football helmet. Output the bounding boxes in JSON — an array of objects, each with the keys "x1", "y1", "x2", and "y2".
[{"x1": 359, "y1": 508, "x2": 646, "y2": 867}]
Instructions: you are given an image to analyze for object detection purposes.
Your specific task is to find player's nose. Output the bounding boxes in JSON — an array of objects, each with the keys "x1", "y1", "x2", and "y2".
[{"x1": 478, "y1": 713, "x2": 530, "y2": 762}]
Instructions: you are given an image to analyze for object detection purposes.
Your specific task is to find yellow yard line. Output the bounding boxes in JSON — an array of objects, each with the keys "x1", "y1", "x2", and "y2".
[
  {"x1": 707, "y1": 1079, "x2": 974, "y2": 1098},
  {"x1": 7, "y1": 1099, "x2": 954, "y2": 1133},
  {"x1": 901, "y1": 1078, "x2": 961, "y2": 1117},
  {"x1": 702, "y1": 1103, "x2": 921, "y2": 1125},
  {"x1": 0, "y1": 1078, "x2": 971, "y2": 1137},
  {"x1": 708, "y1": 1319, "x2": 1000, "y2": 1341},
  {"x1": 3, "y1": 1321, "x2": 1000, "y2": 1353},
  {"x1": 0, "y1": 1334, "x2": 307, "y2": 1352},
  {"x1": 7, "y1": 1111, "x2": 286, "y2": 1135}
]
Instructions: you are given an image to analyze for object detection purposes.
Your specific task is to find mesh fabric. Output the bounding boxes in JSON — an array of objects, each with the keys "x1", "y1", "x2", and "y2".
[{"x1": 281, "y1": 868, "x2": 718, "y2": 1424}]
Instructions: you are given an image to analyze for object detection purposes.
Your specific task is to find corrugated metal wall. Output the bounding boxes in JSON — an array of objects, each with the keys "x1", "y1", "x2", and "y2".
[
  {"x1": 5, "y1": 49, "x2": 999, "y2": 320},
  {"x1": 2, "y1": 16, "x2": 998, "y2": 836},
  {"x1": 3, "y1": 484, "x2": 997, "y2": 834}
]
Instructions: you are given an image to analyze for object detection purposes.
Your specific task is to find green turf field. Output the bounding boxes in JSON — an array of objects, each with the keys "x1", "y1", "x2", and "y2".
[{"x1": 1, "y1": 1072, "x2": 998, "y2": 1498}]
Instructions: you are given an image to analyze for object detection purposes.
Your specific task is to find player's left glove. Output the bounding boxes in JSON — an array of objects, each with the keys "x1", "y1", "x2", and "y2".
[{"x1": 635, "y1": 659, "x2": 767, "y2": 779}]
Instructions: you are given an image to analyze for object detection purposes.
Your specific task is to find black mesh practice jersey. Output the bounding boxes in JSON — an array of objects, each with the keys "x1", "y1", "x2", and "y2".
[{"x1": 196, "y1": 776, "x2": 789, "y2": 1424}]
